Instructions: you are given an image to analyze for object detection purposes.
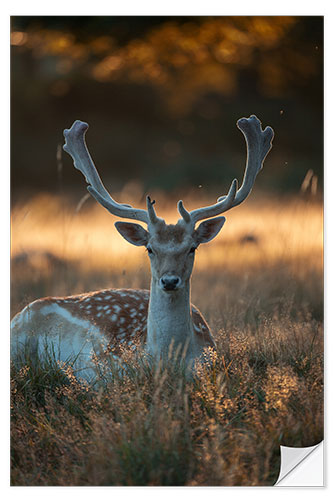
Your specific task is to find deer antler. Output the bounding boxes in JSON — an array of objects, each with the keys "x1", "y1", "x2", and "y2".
[
  {"x1": 179, "y1": 115, "x2": 274, "y2": 225},
  {"x1": 63, "y1": 120, "x2": 158, "y2": 225},
  {"x1": 64, "y1": 116, "x2": 273, "y2": 229}
]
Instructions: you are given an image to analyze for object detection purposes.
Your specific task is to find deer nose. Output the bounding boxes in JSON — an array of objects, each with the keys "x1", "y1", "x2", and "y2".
[{"x1": 160, "y1": 275, "x2": 181, "y2": 291}]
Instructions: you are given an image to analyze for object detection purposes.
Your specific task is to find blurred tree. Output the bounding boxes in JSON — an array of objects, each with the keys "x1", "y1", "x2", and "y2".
[{"x1": 11, "y1": 16, "x2": 323, "y2": 196}]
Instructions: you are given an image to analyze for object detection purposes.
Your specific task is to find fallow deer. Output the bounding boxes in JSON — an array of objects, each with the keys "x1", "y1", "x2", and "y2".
[{"x1": 11, "y1": 115, "x2": 274, "y2": 380}]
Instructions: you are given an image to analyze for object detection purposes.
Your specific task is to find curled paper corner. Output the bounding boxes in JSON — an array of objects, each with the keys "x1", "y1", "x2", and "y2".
[{"x1": 275, "y1": 441, "x2": 324, "y2": 486}]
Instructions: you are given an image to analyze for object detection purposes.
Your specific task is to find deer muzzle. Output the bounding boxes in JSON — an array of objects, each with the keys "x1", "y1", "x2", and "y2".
[{"x1": 160, "y1": 275, "x2": 182, "y2": 291}]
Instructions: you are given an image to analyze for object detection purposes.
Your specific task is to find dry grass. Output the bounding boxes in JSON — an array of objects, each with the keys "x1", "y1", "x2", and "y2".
[{"x1": 10, "y1": 191, "x2": 323, "y2": 486}]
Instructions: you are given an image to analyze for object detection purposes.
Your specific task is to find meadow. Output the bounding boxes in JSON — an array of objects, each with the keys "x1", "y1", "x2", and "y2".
[{"x1": 10, "y1": 190, "x2": 323, "y2": 486}]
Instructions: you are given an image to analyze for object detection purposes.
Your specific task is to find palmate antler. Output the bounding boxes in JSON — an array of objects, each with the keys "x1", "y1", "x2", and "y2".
[
  {"x1": 63, "y1": 115, "x2": 274, "y2": 228},
  {"x1": 63, "y1": 120, "x2": 158, "y2": 225},
  {"x1": 178, "y1": 115, "x2": 274, "y2": 225}
]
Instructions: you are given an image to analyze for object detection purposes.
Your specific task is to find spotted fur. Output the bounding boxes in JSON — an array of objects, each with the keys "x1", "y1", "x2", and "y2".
[{"x1": 11, "y1": 288, "x2": 213, "y2": 359}]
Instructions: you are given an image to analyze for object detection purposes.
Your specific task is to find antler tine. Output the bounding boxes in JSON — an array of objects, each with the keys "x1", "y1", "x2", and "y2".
[
  {"x1": 63, "y1": 120, "x2": 149, "y2": 224},
  {"x1": 177, "y1": 200, "x2": 192, "y2": 224},
  {"x1": 185, "y1": 115, "x2": 274, "y2": 225},
  {"x1": 186, "y1": 179, "x2": 238, "y2": 225},
  {"x1": 146, "y1": 195, "x2": 159, "y2": 225}
]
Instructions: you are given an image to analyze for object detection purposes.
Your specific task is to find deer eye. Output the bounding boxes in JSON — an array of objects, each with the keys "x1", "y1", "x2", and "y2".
[
  {"x1": 189, "y1": 246, "x2": 196, "y2": 254},
  {"x1": 147, "y1": 246, "x2": 154, "y2": 255}
]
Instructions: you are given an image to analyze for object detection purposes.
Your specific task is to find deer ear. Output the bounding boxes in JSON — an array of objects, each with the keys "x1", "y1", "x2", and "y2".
[
  {"x1": 115, "y1": 222, "x2": 149, "y2": 246},
  {"x1": 194, "y1": 216, "x2": 226, "y2": 244}
]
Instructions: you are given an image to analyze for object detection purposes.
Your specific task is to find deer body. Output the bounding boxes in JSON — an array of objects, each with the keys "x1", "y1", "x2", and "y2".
[
  {"x1": 11, "y1": 287, "x2": 213, "y2": 379},
  {"x1": 11, "y1": 115, "x2": 274, "y2": 380}
]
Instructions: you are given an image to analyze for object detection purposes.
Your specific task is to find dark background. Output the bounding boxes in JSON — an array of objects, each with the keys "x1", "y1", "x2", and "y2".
[{"x1": 11, "y1": 16, "x2": 323, "y2": 201}]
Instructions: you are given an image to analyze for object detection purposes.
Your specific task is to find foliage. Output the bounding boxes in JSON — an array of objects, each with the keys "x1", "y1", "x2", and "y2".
[
  {"x1": 10, "y1": 194, "x2": 323, "y2": 486},
  {"x1": 11, "y1": 314, "x2": 323, "y2": 486},
  {"x1": 11, "y1": 17, "x2": 321, "y2": 108},
  {"x1": 11, "y1": 16, "x2": 323, "y2": 192}
]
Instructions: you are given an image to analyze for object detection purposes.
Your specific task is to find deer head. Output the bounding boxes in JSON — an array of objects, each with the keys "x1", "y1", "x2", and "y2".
[
  {"x1": 63, "y1": 116, "x2": 274, "y2": 293},
  {"x1": 114, "y1": 209, "x2": 225, "y2": 292}
]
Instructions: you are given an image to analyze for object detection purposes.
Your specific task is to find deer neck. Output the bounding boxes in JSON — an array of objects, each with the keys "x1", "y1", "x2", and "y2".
[{"x1": 146, "y1": 278, "x2": 195, "y2": 360}]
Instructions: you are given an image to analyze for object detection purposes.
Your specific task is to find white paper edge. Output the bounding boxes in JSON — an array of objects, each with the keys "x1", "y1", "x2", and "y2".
[{"x1": 275, "y1": 441, "x2": 324, "y2": 486}]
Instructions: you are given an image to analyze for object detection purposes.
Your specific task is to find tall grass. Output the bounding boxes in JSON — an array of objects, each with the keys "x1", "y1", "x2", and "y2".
[{"x1": 10, "y1": 192, "x2": 323, "y2": 486}]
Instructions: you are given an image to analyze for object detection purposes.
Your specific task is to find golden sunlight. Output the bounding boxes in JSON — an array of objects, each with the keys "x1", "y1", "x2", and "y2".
[{"x1": 11, "y1": 192, "x2": 323, "y2": 275}]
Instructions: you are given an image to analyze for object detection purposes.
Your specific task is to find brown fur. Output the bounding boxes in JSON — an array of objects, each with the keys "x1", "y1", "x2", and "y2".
[
  {"x1": 33, "y1": 288, "x2": 213, "y2": 352},
  {"x1": 155, "y1": 221, "x2": 188, "y2": 244}
]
